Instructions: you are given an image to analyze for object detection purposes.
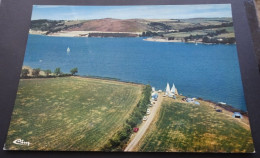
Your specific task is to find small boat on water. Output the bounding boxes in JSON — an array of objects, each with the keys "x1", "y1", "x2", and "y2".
[{"x1": 67, "y1": 47, "x2": 70, "y2": 53}]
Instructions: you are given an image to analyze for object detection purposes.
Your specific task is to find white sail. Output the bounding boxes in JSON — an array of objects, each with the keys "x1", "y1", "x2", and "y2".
[
  {"x1": 166, "y1": 83, "x2": 171, "y2": 95},
  {"x1": 67, "y1": 47, "x2": 70, "y2": 53},
  {"x1": 171, "y1": 83, "x2": 176, "y2": 94}
]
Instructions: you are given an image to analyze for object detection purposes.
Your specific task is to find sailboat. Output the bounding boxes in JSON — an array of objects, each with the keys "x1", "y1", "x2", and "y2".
[
  {"x1": 170, "y1": 83, "x2": 176, "y2": 94},
  {"x1": 67, "y1": 47, "x2": 70, "y2": 53},
  {"x1": 195, "y1": 40, "x2": 198, "y2": 45},
  {"x1": 165, "y1": 83, "x2": 171, "y2": 95}
]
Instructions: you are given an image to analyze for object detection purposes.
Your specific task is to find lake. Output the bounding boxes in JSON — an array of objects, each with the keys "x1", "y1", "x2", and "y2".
[{"x1": 23, "y1": 34, "x2": 246, "y2": 111}]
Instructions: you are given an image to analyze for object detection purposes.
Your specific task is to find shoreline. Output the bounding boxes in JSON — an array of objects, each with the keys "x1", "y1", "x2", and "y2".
[
  {"x1": 29, "y1": 33, "x2": 235, "y2": 45},
  {"x1": 21, "y1": 65, "x2": 247, "y2": 115},
  {"x1": 171, "y1": 96, "x2": 250, "y2": 129},
  {"x1": 198, "y1": 97, "x2": 250, "y2": 129},
  {"x1": 143, "y1": 38, "x2": 183, "y2": 43},
  {"x1": 20, "y1": 70, "x2": 248, "y2": 118},
  {"x1": 143, "y1": 37, "x2": 235, "y2": 45},
  {"x1": 29, "y1": 30, "x2": 142, "y2": 38}
]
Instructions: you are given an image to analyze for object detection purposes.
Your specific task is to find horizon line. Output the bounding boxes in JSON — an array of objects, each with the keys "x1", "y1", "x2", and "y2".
[{"x1": 32, "y1": 17, "x2": 232, "y2": 21}]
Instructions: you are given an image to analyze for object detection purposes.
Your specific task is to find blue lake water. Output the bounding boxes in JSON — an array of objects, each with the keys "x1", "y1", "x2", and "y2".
[{"x1": 23, "y1": 34, "x2": 247, "y2": 111}]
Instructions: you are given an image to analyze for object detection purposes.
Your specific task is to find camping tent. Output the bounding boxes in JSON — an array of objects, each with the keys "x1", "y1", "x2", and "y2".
[
  {"x1": 151, "y1": 92, "x2": 158, "y2": 99},
  {"x1": 171, "y1": 83, "x2": 176, "y2": 94}
]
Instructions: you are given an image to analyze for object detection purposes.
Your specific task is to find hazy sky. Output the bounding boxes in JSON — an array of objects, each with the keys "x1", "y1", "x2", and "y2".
[{"x1": 32, "y1": 4, "x2": 232, "y2": 20}]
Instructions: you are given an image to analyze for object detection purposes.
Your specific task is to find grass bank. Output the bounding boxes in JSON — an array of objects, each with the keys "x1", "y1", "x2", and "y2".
[
  {"x1": 5, "y1": 76, "x2": 143, "y2": 151},
  {"x1": 136, "y1": 96, "x2": 254, "y2": 152}
]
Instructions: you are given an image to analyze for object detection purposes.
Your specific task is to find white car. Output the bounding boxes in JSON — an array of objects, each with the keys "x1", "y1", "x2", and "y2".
[
  {"x1": 143, "y1": 116, "x2": 148, "y2": 121},
  {"x1": 146, "y1": 111, "x2": 151, "y2": 115}
]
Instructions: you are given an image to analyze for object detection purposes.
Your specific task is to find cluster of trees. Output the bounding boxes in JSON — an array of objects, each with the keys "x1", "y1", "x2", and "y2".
[
  {"x1": 168, "y1": 37, "x2": 175, "y2": 40},
  {"x1": 207, "y1": 29, "x2": 228, "y2": 37},
  {"x1": 140, "y1": 31, "x2": 160, "y2": 37},
  {"x1": 184, "y1": 34, "x2": 204, "y2": 41},
  {"x1": 179, "y1": 22, "x2": 233, "y2": 32},
  {"x1": 31, "y1": 20, "x2": 64, "y2": 31},
  {"x1": 101, "y1": 85, "x2": 152, "y2": 151},
  {"x1": 30, "y1": 19, "x2": 84, "y2": 35},
  {"x1": 45, "y1": 23, "x2": 83, "y2": 35},
  {"x1": 168, "y1": 29, "x2": 235, "y2": 44},
  {"x1": 148, "y1": 22, "x2": 171, "y2": 31},
  {"x1": 20, "y1": 67, "x2": 78, "y2": 78}
]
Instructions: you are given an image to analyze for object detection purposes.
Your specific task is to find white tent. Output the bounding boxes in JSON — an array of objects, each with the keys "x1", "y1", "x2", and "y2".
[
  {"x1": 165, "y1": 83, "x2": 171, "y2": 95},
  {"x1": 170, "y1": 83, "x2": 176, "y2": 94}
]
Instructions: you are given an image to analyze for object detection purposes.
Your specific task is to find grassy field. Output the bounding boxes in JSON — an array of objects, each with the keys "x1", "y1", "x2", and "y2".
[
  {"x1": 136, "y1": 96, "x2": 254, "y2": 152},
  {"x1": 163, "y1": 26, "x2": 234, "y2": 39},
  {"x1": 5, "y1": 77, "x2": 143, "y2": 151}
]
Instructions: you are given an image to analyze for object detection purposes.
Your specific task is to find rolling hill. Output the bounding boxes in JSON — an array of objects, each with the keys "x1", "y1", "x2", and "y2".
[{"x1": 30, "y1": 18, "x2": 235, "y2": 44}]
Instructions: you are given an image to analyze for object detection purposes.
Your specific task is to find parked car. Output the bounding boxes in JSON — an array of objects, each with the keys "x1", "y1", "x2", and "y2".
[{"x1": 133, "y1": 127, "x2": 139, "y2": 132}]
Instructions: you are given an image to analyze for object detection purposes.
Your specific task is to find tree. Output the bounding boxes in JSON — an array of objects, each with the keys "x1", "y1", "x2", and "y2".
[
  {"x1": 21, "y1": 69, "x2": 29, "y2": 78},
  {"x1": 32, "y1": 68, "x2": 41, "y2": 77},
  {"x1": 54, "y1": 67, "x2": 61, "y2": 76},
  {"x1": 70, "y1": 67, "x2": 78, "y2": 75},
  {"x1": 109, "y1": 138, "x2": 120, "y2": 148},
  {"x1": 202, "y1": 36, "x2": 210, "y2": 43},
  {"x1": 168, "y1": 37, "x2": 175, "y2": 40},
  {"x1": 44, "y1": 69, "x2": 52, "y2": 77}
]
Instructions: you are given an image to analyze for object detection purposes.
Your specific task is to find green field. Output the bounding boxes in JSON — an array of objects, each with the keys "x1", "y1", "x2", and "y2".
[
  {"x1": 136, "y1": 97, "x2": 254, "y2": 152},
  {"x1": 5, "y1": 77, "x2": 143, "y2": 151}
]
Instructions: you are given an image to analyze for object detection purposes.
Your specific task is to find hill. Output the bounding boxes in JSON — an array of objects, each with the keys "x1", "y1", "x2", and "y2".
[
  {"x1": 30, "y1": 18, "x2": 233, "y2": 33},
  {"x1": 30, "y1": 18, "x2": 235, "y2": 43}
]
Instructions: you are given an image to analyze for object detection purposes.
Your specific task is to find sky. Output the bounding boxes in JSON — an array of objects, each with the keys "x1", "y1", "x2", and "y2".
[{"x1": 31, "y1": 4, "x2": 232, "y2": 20}]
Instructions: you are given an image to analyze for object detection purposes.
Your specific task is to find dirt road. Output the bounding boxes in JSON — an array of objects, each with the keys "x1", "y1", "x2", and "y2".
[{"x1": 124, "y1": 92, "x2": 163, "y2": 152}]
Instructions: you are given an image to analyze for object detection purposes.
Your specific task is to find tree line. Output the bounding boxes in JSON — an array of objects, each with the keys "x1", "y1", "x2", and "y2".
[
  {"x1": 21, "y1": 67, "x2": 78, "y2": 78},
  {"x1": 179, "y1": 22, "x2": 233, "y2": 32},
  {"x1": 101, "y1": 85, "x2": 152, "y2": 151}
]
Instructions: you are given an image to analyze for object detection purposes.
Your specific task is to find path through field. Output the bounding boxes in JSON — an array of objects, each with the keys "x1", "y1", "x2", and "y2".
[{"x1": 124, "y1": 92, "x2": 163, "y2": 152}]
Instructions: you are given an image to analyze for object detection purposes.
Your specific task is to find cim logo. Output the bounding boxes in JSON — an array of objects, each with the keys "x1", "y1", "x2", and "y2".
[{"x1": 13, "y1": 139, "x2": 30, "y2": 146}]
